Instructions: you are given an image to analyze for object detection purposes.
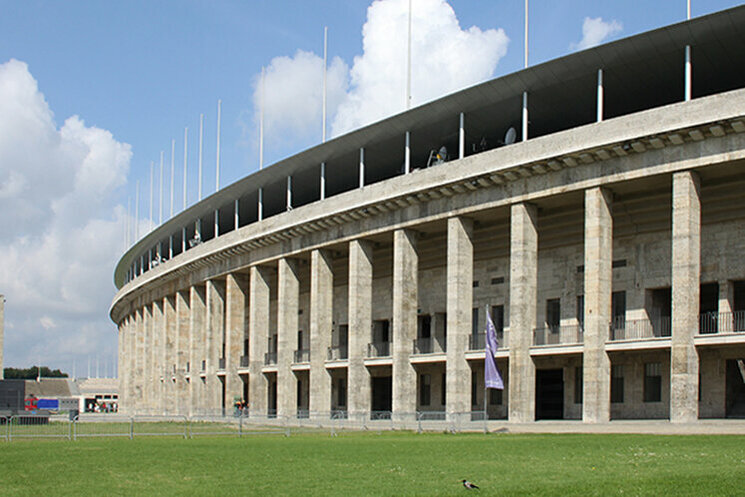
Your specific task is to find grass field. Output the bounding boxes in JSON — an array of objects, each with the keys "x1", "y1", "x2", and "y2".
[{"x1": 2, "y1": 431, "x2": 744, "y2": 496}]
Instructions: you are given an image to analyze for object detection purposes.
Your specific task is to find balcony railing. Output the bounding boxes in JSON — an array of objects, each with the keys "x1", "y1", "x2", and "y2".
[
  {"x1": 468, "y1": 331, "x2": 508, "y2": 350},
  {"x1": 239, "y1": 355, "x2": 249, "y2": 368},
  {"x1": 264, "y1": 352, "x2": 277, "y2": 365},
  {"x1": 412, "y1": 337, "x2": 446, "y2": 354},
  {"x1": 609, "y1": 317, "x2": 671, "y2": 341},
  {"x1": 327, "y1": 345, "x2": 348, "y2": 361},
  {"x1": 218, "y1": 358, "x2": 226, "y2": 370},
  {"x1": 698, "y1": 311, "x2": 745, "y2": 334},
  {"x1": 367, "y1": 341, "x2": 391, "y2": 358},
  {"x1": 294, "y1": 349, "x2": 310, "y2": 363},
  {"x1": 533, "y1": 325, "x2": 583, "y2": 346}
]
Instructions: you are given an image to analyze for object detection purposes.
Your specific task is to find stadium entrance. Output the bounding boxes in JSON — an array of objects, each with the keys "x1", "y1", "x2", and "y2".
[{"x1": 726, "y1": 359, "x2": 745, "y2": 418}]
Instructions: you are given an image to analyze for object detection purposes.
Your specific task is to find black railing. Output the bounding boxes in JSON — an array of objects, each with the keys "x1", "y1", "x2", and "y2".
[
  {"x1": 698, "y1": 311, "x2": 745, "y2": 334},
  {"x1": 533, "y1": 325, "x2": 583, "y2": 346},
  {"x1": 294, "y1": 349, "x2": 310, "y2": 363},
  {"x1": 367, "y1": 341, "x2": 391, "y2": 358},
  {"x1": 468, "y1": 331, "x2": 507, "y2": 350},
  {"x1": 412, "y1": 337, "x2": 446, "y2": 354},
  {"x1": 327, "y1": 345, "x2": 348, "y2": 361},
  {"x1": 609, "y1": 317, "x2": 671, "y2": 341},
  {"x1": 264, "y1": 352, "x2": 277, "y2": 365}
]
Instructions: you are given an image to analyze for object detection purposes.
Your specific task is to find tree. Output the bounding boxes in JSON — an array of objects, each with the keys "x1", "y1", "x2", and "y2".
[{"x1": 3, "y1": 366, "x2": 68, "y2": 379}]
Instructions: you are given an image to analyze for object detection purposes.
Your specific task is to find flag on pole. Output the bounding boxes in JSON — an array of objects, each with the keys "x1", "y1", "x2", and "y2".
[{"x1": 485, "y1": 309, "x2": 504, "y2": 390}]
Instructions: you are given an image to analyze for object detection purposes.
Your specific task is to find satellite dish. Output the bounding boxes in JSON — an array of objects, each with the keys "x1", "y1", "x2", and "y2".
[{"x1": 504, "y1": 127, "x2": 517, "y2": 145}]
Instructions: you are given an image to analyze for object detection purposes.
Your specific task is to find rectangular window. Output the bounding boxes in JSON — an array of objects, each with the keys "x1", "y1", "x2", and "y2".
[
  {"x1": 419, "y1": 374, "x2": 431, "y2": 406},
  {"x1": 337, "y1": 378, "x2": 347, "y2": 407},
  {"x1": 441, "y1": 373, "x2": 447, "y2": 405},
  {"x1": 491, "y1": 305, "x2": 504, "y2": 334},
  {"x1": 576, "y1": 295, "x2": 584, "y2": 328},
  {"x1": 418, "y1": 315, "x2": 432, "y2": 338},
  {"x1": 489, "y1": 388, "x2": 502, "y2": 405},
  {"x1": 644, "y1": 362, "x2": 662, "y2": 402},
  {"x1": 574, "y1": 366, "x2": 583, "y2": 404},
  {"x1": 471, "y1": 371, "x2": 478, "y2": 406},
  {"x1": 297, "y1": 379, "x2": 302, "y2": 408},
  {"x1": 612, "y1": 291, "x2": 626, "y2": 329},
  {"x1": 611, "y1": 365, "x2": 624, "y2": 403},
  {"x1": 472, "y1": 308, "x2": 479, "y2": 335},
  {"x1": 546, "y1": 299, "x2": 560, "y2": 333}
]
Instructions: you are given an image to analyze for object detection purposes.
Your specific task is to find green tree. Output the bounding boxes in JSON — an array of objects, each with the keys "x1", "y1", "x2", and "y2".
[{"x1": 3, "y1": 366, "x2": 68, "y2": 379}]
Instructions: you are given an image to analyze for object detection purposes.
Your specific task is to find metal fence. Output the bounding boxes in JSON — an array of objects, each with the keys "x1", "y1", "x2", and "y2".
[
  {"x1": 698, "y1": 311, "x2": 745, "y2": 334},
  {"x1": 609, "y1": 317, "x2": 671, "y2": 340},
  {"x1": 0, "y1": 410, "x2": 493, "y2": 442},
  {"x1": 533, "y1": 325, "x2": 583, "y2": 346}
]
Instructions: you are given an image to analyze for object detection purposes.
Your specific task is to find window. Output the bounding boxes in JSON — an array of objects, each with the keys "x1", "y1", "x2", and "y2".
[
  {"x1": 441, "y1": 373, "x2": 447, "y2": 405},
  {"x1": 297, "y1": 330, "x2": 303, "y2": 350},
  {"x1": 337, "y1": 378, "x2": 347, "y2": 407},
  {"x1": 546, "y1": 299, "x2": 560, "y2": 333},
  {"x1": 612, "y1": 291, "x2": 626, "y2": 329},
  {"x1": 297, "y1": 379, "x2": 303, "y2": 408},
  {"x1": 576, "y1": 295, "x2": 584, "y2": 329},
  {"x1": 471, "y1": 371, "x2": 478, "y2": 406},
  {"x1": 419, "y1": 374, "x2": 431, "y2": 406},
  {"x1": 574, "y1": 366, "x2": 583, "y2": 404},
  {"x1": 491, "y1": 305, "x2": 504, "y2": 335},
  {"x1": 417, "y1": 315, "x2": 432, "y2": 339},
  {"x1": 611, "y1": 365, "x2": 624, "y2": 403},
  {"x1": 489, "y1": 388, "x2": 502, "y2": 405},
  {"x1": 472, "y1": 308, "x2": 479, "y2": 335},
  {"x1": 644, "y1": 362, "x2": 662, "y2": 402}
]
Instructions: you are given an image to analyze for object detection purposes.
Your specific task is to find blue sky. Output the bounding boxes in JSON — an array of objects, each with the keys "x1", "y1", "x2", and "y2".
[{"x1": 0, "y1": 0, "x2": 742, "y2": 373}]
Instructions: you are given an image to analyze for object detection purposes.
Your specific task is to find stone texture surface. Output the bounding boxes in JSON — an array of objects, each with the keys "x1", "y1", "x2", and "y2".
[
  {"x1": 392, "y1": 229, "x2": 418, "y2": 418},
  {"x1": 225, "y1": 273, "x2": 248, "y2": 407},
  {"x1": 309, "y1": 249, "x2": 333, "y2": 413},
  {"x1": 348, "y1": 239, "x2": 373, "y2": 418},
  {"x1": 248, "y1": 265, "x2": 271, "y2": 414},
  {"x1": 277, "y1": 258, "x2": 299, "y2": 417},
  {"x1": 188, "y1": 285, "x2": 206, "y2": 414}
]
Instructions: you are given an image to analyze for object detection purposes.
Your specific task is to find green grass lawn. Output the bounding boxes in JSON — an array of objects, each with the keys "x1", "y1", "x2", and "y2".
[{"x1": 1, "y1": 431, "x2": 744, "y2": 496}]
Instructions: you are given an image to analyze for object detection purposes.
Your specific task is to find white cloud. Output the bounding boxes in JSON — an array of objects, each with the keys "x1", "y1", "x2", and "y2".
[
  {"x1": 571, "y1": 17, "x2": 623, "y2": 51},
  {"x1": 251, "y1": 0, "x2": 509, "y2": 146},
  {"x1": 0, "y1": 59, "x2": 131, "y2": 372}
]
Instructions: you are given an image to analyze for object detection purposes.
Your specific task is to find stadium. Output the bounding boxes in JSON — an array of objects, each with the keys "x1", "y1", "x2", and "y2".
[{"x1": 111, "y1": 5, "x2": 745, "y2": 424}]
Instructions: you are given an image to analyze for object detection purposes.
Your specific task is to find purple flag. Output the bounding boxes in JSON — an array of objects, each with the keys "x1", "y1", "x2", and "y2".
[{"x1": 485, "y1": 310, "x2": 504, "y2": 390}]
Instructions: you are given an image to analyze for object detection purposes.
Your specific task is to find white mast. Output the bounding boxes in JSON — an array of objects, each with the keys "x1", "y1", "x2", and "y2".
[
  {"x1": 524, "y1": 0, "x2": 529, "y2": 69},
  {"x1": 260, "y1": 68, "x2": 265, "y2": 170},
  {"x1": 135, "y1": 181, "x2": 140, "y2": 241},
  {"x1": 198, "y1": 113, "x2": 204, "y2": 201},
  {"x1": 149, "y1": 161, "x2": 154, "y2": 232},
  {"x1": 216, "y1": 99, "x2": 221, "y2": 192},
  {"x1": 406, "y1": 0, "x2": 412, "y2": 109},
  {"x1": 323, "y1": 26, "x2": 328, "y2": 142},
  {"x1": 170, "y1": 139, "x2": 175, "y2": 218},
  {"x1": 159, "y1": 151, "x2": 164, "y2": 225},
  {"x1": 183, "y1": 127, "x2": 188, "y2": 210}
]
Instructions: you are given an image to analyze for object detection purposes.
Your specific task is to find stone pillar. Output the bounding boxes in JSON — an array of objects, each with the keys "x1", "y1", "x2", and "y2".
[
  {"x1": 152, "y1": 300, "x2": 165, "y2": 414},
  {"x1": 671, "y1": 171, "x2": 701, "y2": 422},
  {"x1": 393, "y1": 229, "x2": 418, "y2": 419},
  {"x1": 348, "y1": 239, "x2": 373, "y2": 420},
  {"x1": 309, "y1": 249, "x2": 333, "y2": 415},
  {"x1": 164, "y1": 295, "x2": 177, "y2": 414},
  {"x1": 277, "y1": 258, "x2": 300, "y2": 418},
  {"x1": 206, "y1": 279, "x2": 226, "y2": 413},
  {"x1": 0, "y1": 294, "x2": 4, "y2": 380},
  {"x1": 189, "y1": 286, "x2": 206, "y2": 415},
  {"x1": 225, "y1": 273, "x2": 248, "y2": 408},
  {"x1": 446, "y1": 217, "x2": 473, "y2": 421},
  {"x1": 508, "y1": 203, "x2": 538, "y2": 422},
  {"x1": 117, "y1": 319, "x2": 124, "y2": 410},
  {"x1": 583, "y1": 187, "x2": 612, "y2": 423},
  {"x1": 143, "y1": 304, "x2": 154, "y2": 412},
  {"x1": 134, "y1": 307, "x2": 145, "y2": 409},
  {"x1": 175, "y1": 290, "x2": 190, "y2": 415},
  {"x1": 249, "y1": 266, "x2": 271, "y2": 415},
  {"x1": 718, "y1": 280, "x2": 734, "y2": 332}
]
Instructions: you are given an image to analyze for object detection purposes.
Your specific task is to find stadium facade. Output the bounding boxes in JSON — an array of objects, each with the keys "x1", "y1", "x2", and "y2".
[{"x1": 111, "y1": 6, "x2": 745, "y2": 423}]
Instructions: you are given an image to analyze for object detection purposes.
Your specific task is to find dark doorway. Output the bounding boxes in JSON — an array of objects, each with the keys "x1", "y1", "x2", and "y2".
[
  {"x1": 219, "y1": 376, "x2": 226, "y2": 413},
  {"x1": 726, "y1": 359, "x2": 745, "y2": 418},
  {"x1": 536, "y1": 369, "x2": 564, "y2": 420},
  {"x1": 371, "y1": 376, "x2": 392, "y2": 413},
  {"x1": 268, "y1": 378, "x2": 277, "y2": 417}
]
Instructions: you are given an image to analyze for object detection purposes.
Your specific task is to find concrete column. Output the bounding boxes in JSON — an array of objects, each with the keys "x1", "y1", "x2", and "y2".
[
  {"x1": 206, "y1": 279, "x2": 226, "y2": 413},
  {"x1": 671, "y1": 171, "x2": 701, "y2": 422},
  {"x1": 446, "y1": 217, "x2": 473, "y2": 420},
  {"x1": 175, "y1": 290, "x2": 190, "y2": 415},
  {"x1": 152, "y1": 300, "x2": 165, "y2": 414},
  {"x1": 135, "y1": 307, "x2": 146, "y2": 410},
  {"x1": 393, "y1": 229, "x2": 418, "y2": 419},
  {"x1": 144, "y1": 304, "x2": 154, "y2": 412},
  {"x1": 249, "y1": 266, "x2": 271, "y2": 415},
  {"x1": 130, "y1": 311, "x2": 141, "y2": 412},
  {"x1": 718, "y1": 280, "x2": 734, "y2": 332},
  {"x1": 0, "y1": 294, "x2": 4, "y2": 380},
  {"x1": 309, "y1": 249, "x2": 333, "y2": 414},
  {"x1": 508, "y1": 202, "x2": 538, "y2": 422},
  {"x1": 164, "y1": 296, "x2": 177, "y2": 414},
  {"x1": 225, "y1": 273, "x2": 248, "y2": 407},
  {"x1": 277, "y1": 258, "x2": 300, "y2": 418},
  {"x1": 189, "y1": 286, "x2": 206, "y2": 415},
  {"x1": 583, "y1": 187, "x2": 612, "y2": 423},
  {"x1": 348, "y1": 239, "x2": 373, "y2": 419},
  {"x1": 117, "y1": 319, "x2": 124, "y2": 410}
]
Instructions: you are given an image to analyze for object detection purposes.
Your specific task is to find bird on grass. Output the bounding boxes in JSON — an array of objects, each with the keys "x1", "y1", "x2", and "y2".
[{"x1": 462, "y1": 479, "x2": 480, "y2": 490}]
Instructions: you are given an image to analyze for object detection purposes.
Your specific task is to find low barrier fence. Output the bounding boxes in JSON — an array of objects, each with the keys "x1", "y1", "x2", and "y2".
[{"x1": 0, "y1": 410, "x2": 493, "y2": 442}]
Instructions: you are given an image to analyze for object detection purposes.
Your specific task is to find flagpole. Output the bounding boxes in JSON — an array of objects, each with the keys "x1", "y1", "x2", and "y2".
[{"x1": 484, "y1": 304, "x2": 489, "y2": 420}]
